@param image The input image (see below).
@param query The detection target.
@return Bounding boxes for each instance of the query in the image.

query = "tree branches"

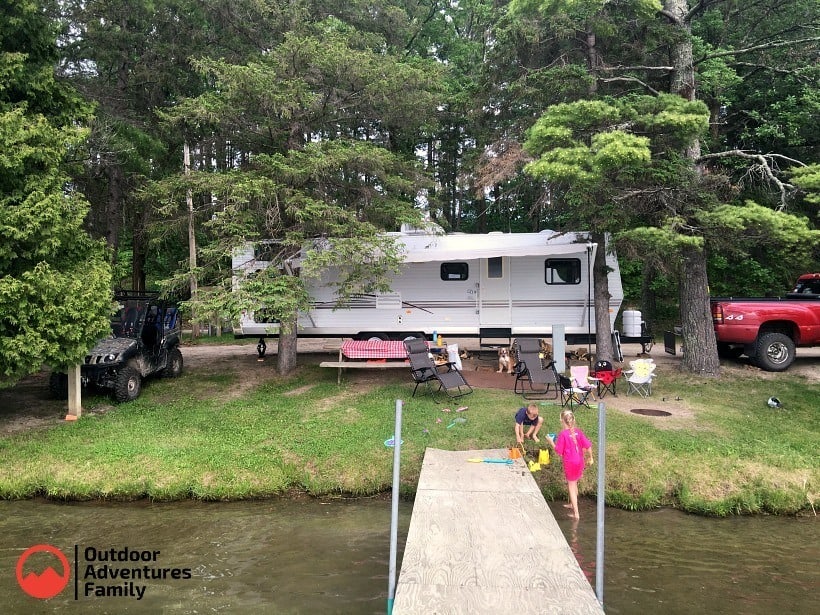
[698,150,805,210]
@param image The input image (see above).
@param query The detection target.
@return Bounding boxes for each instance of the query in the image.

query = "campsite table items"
[341,340,410,360]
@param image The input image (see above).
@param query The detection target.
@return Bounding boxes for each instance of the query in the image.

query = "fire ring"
[630,409,671,417]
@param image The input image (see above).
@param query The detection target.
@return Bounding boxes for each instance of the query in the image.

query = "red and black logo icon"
[16,544,70,599]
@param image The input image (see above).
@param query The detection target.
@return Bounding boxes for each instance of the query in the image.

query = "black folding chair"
[404,339,473,402]
[556,369,592,409]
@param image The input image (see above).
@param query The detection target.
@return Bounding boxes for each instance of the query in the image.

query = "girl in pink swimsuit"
[546,409,594,519]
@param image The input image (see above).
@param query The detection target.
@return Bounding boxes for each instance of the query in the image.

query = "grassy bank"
[0,355,816,516]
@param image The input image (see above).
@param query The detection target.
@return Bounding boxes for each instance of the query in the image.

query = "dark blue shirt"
[515,407,540,426]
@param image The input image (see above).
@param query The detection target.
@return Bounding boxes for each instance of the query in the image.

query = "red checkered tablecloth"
[341,340,410,359]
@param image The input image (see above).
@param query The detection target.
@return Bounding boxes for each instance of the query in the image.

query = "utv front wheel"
[114,367,142,402]
[49,372,68,399]
[164,347,183,377]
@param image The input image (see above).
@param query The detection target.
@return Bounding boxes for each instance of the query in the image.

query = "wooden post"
[66,364,82,420]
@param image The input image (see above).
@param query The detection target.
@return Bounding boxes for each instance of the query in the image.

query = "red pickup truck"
[711,273,820,371]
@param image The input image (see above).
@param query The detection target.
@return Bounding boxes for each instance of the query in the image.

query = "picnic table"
[319,340,412,384]
[340,340,409,359]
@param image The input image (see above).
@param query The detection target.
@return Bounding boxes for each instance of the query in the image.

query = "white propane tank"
[623,310,642,337]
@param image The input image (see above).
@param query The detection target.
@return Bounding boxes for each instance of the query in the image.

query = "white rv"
[232,229,623,344]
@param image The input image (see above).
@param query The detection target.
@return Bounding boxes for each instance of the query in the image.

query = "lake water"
[1,498,816,614]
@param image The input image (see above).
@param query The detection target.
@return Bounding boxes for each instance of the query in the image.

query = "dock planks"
[392,448,604,614]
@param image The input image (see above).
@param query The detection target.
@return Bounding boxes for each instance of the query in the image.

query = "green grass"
[0,360,817,516]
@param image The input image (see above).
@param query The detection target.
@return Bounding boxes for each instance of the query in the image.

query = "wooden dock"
[392,448,604,614]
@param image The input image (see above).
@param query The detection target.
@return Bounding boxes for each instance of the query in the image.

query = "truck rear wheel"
[114,367,142,402]
[754,332,795,372]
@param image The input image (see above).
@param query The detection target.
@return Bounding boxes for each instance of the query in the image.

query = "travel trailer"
[232,229,624,345]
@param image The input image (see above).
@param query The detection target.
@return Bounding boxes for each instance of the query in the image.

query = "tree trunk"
[276,314,299,375]
[640,263,657,330]
[665,0,716,374]
[679,245,720,376]
[184,141,199,339]
[131,212,147,292]
[585,28,598,96]
[104,165,123,255]
[592,233,614,363]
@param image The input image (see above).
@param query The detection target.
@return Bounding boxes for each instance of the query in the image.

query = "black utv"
[50,291,183,402]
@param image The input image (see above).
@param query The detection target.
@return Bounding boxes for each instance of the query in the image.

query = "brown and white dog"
[497,346,513,374]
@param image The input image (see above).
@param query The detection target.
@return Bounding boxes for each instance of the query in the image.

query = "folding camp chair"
[569,365,596,406]
[404,339,473,402]
[624,358,656,397]
[512,338,558,400]
[555,368,592,409]
[591,360,621,398]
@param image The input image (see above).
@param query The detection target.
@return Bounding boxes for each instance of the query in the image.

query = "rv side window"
[487,257,503,279]
[546,259,581,285]
[441,262,469,281]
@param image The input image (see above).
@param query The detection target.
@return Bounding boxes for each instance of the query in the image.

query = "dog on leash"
[497,346,513,374]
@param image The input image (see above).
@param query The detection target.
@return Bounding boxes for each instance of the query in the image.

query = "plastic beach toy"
[384,437,404,447]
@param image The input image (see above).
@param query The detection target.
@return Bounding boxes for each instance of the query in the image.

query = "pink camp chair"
[567,365,596,407]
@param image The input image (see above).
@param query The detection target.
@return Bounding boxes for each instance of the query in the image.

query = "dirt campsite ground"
[1,338,817,436]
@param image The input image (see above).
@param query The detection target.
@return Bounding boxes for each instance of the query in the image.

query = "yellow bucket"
[538,449,550,465]
[528,460,541,472]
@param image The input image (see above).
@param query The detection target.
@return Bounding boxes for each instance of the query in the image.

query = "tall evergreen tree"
[0,1,112,383]
[155,14,446,374]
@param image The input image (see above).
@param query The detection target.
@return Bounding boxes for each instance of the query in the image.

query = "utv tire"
[164,347,183,377]
[114,367,142,402]
[753,332,795,372]
[49,372,69,400]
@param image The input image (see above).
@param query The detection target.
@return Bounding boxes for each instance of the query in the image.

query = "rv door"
[479,256,511,326]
